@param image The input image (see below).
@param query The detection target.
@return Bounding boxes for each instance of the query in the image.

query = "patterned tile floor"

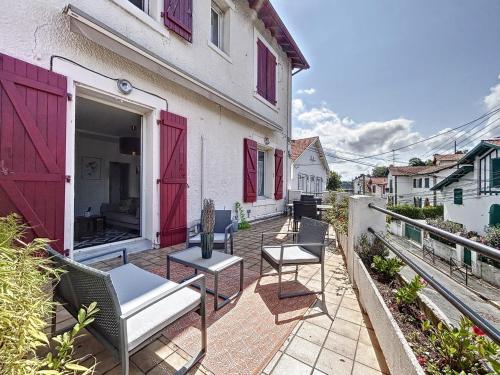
[55,216,389,375]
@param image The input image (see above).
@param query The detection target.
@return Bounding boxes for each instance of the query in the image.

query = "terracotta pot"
[200,232,214,259]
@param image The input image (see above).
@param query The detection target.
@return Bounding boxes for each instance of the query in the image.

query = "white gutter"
[64,5,282,132]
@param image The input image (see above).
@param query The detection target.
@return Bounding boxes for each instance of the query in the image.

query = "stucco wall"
[290,146,328,192]
[0,0,292,249]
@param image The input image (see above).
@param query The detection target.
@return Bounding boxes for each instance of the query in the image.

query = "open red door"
[0,53,67,253]
[159,110,187,247]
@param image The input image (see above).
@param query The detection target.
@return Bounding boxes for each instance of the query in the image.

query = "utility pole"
[454,140,457,154]
[392,149,395,165]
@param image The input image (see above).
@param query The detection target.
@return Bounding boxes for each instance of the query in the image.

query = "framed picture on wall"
[82,157,102,180]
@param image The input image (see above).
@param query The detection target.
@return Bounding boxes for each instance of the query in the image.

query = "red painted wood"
[257,39,267,98]
[159,110,187,247]
[243,138,257,203]
[266,50,277,105]
[164,0,193,42]
[274,149,283,200]
[0,53,67,253]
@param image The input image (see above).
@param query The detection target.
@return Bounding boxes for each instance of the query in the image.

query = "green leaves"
[371,255,404,280]
[395,276,426,305]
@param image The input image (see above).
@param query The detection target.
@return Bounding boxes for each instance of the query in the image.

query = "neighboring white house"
[0,0,309,256]
[387,157,459,206]
[368,177,388,198]
[352,174,370,195]
[432,139,500,235]
[289,137,329,194]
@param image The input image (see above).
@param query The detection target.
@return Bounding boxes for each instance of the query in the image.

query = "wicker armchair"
[47,247,206,375]
[187,209,234,254]
[260,217,329,300]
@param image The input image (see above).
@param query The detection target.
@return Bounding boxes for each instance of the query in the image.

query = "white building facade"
[0,0,309,256]
[289,137,329,194]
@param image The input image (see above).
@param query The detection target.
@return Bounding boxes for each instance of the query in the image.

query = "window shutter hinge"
[161,11,165,18]
[67,93,73,101]
[157,179,161,184]
[65,175,71,183]
[156,232,160,239]
[157,119,162,125]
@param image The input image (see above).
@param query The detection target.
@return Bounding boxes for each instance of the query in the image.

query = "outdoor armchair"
[187,209,234,254]
[47,247,206,375]
[260,217,329,300]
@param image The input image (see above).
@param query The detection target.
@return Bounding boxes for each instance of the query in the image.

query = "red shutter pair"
[164,0,193,42]
[243,139,283,202]
[256,39,277,105]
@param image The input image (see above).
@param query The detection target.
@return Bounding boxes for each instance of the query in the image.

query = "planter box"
[336,231,348,252]
[352,252,425,375]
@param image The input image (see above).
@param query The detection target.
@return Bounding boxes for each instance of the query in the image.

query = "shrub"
[395,276,426,305]
[324,193,348,235]
[427,218,464,234]
[388,204,425,220]
[234,202,250,230]
[355,233,387,267]
[422,205,443,219]
[371,255,404,280]
[484,225,500,250]
[0,214,96,374]
[421,317,500,374]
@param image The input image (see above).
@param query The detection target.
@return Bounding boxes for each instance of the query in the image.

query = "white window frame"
[208,0,233,61]
[210,2,223,49]
[257,149,266,197]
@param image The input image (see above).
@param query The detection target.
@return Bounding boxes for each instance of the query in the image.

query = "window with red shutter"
[274,149,283,200]
[256,39,277,105]
[164,0,193,42]
[243,138,257,203]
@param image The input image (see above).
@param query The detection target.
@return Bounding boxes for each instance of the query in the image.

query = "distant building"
[289,137,330,194]
[352,174,370,195]
[368,177,388,198]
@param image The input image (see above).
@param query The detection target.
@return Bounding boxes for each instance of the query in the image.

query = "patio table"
[167,247,244,311]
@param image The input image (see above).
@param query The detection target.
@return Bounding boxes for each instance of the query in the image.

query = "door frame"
[53,59,165,258]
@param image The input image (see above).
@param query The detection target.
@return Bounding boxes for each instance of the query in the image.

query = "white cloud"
[297,88,316,95]
[484,75,500,110]
[292,101,460,179]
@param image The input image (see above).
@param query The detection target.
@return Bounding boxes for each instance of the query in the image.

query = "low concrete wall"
[388,220,402,236]
[423,236,458,261]
[480,262,500,287]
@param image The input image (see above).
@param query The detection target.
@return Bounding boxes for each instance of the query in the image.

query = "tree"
[372,166,389,177]
[326,171,342,191]
[408,157,426,166]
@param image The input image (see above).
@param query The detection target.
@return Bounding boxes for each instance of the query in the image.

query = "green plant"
[235,202,250,230]
[326,170,342,191]
[0,214,96,374]
[355,233,387,266]
[371,255,404,280]
[387,204,425,220]
[395,276,426,305]
[422,205,444,219]
[427,218,464,234]
[484,225,500,250]
[421,317,500,374]
[324,194,348,235]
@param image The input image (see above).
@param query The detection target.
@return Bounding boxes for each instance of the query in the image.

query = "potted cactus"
[200,198,215,259]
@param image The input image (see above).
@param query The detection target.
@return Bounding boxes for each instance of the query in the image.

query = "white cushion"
[262,245,319,264]
[189,232,227,244]
[109,263,200,350]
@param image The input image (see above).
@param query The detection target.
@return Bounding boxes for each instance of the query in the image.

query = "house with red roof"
[289,137,330,194]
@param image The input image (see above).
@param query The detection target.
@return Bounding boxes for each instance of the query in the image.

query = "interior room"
[74,97,142,250]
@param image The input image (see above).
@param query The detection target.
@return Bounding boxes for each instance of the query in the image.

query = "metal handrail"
[368,228,500,345]
[369,203,500,262]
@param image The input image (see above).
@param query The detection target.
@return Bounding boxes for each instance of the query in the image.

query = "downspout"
[395,176,398,205]
[285,60,292,204]
[201,135,205,207]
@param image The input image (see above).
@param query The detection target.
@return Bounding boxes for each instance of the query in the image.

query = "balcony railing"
[368,203,500,345]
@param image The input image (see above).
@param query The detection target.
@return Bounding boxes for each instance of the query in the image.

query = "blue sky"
[272,0,500,178]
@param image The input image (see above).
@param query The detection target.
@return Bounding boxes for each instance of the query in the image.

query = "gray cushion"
[109,264,200,350]
[189,233,227,244]
[262,245,319,264]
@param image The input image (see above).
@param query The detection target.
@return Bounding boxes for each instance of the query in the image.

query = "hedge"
[387,204,444,221]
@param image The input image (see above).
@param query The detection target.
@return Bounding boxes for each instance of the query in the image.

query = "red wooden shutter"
[266,50,277,104]
[164,0,193,42]
[256,39,267,98]
[243,138,257,203]
[0,53,67,253]
[159,110,187,247]
[274,149,283,200]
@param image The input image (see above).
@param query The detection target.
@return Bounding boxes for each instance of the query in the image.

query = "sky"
[272,0,500,179]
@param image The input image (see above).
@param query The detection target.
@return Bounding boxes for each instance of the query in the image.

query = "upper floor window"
[424,178,429,188]
[413,179,417,188]
[210,3,223,48]
[164,0,193,42]
[256,39,277,105]
[454,188,463,205]
[491,158,500,188]
[129,0,147,11]
[418,178,423,188]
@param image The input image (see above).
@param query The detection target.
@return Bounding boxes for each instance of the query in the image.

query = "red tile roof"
[369,177,387,185]
[433,153,464,161]
[389,165,451,176]
[290,137,318,161]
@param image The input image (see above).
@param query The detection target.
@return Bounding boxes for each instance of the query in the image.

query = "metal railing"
[449,257,470,286]
[367,203,500,345]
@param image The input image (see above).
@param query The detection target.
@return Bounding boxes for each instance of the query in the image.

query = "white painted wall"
[290,145,328,193]
[0,0,293,251]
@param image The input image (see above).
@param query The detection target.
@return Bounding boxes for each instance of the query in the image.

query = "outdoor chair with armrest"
[47,247,206,375]
[187,209,234,254]
[291,201,318,231]
[260,217,329,301]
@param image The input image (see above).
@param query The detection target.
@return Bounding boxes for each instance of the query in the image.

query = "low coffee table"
[167,247,244,311]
